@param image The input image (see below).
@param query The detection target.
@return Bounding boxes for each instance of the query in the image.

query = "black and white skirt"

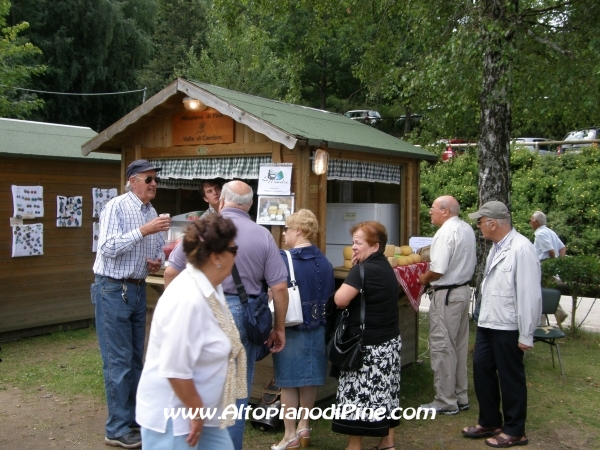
[332,335,402,437]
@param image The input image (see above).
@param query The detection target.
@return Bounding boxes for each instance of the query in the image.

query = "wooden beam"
[139,141,274,159]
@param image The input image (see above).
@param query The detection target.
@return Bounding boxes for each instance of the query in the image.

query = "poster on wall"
[93,222,99,252]
[256,163,293,196]
[92,188,118,217]
[57,196,83,227]
[12,223,43,257]
[12,185,44,218]
[256,195,295,226]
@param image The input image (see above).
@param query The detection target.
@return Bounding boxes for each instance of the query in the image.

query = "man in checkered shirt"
[92,159,171,449]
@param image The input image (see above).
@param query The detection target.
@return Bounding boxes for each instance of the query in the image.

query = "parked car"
[344,110,382,125]
[440,138,477,161]
[513,137,555,155]
[557,127,600,155]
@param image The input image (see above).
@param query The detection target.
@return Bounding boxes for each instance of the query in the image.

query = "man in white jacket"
[461,201,542,449]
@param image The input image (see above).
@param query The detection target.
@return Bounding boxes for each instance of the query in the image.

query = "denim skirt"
[272,326,327,387]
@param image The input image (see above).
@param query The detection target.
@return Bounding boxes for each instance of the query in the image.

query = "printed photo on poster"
[93,222,99,252]
[57,196,83,227]
[92,188,118,217]
[12,185,44,218]
[257,163,292,196]
[256,195,295,226]
[12,223,43,257]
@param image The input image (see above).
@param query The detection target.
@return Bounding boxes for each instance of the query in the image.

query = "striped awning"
[149,156,272,189]
[149,155,400,189]
[327,158,401,184]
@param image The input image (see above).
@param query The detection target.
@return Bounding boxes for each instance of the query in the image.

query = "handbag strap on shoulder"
[284,250,297,286]
[231,263,248,304]
[359,264,365,329]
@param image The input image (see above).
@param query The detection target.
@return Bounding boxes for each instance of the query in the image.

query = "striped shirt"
[93,192,164,279]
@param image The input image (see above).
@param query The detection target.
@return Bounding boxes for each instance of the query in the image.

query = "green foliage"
[0,0,45,117]
[422,147,600,257]
[541,255,600,332]
[10,0,157,131]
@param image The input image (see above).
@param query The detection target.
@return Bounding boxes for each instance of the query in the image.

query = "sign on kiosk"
[171,109,234,145]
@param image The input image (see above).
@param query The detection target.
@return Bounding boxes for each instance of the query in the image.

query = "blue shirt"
[93,191,163,279]
[281,245,335,331]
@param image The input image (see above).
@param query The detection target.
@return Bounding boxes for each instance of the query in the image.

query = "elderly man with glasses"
[92,159,172,448]
[461,201,542,449]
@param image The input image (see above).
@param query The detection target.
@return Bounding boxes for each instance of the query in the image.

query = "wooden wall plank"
[0,156,120,336]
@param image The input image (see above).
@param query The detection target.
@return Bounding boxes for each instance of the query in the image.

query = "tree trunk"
[474,0,514,288]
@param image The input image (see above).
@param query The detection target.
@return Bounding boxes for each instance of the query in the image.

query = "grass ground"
[0,314,598,449]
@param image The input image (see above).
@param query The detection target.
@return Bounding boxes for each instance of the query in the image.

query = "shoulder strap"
[284,250,297,287]
[359,264,365,328]
[231,263,248,304]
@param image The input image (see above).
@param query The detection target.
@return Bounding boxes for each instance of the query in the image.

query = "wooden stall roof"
[81,78,437,162]
[0,118,119,161]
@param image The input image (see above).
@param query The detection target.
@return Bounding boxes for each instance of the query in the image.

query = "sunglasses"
[225,245,238,255]
[136,176,161,184]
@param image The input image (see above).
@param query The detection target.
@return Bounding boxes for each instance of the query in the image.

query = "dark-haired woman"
[332,221,401,450]
[136,215,246,450]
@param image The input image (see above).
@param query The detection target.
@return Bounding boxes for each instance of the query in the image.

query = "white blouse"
[136,264,232,434]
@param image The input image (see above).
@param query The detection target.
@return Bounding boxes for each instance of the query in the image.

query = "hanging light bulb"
[183,97,207,111]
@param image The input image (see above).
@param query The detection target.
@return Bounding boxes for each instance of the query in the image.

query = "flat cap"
[468,201,511,220]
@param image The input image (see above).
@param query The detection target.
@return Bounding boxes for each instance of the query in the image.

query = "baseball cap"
[126,160,162,179]
[468,201,511,220]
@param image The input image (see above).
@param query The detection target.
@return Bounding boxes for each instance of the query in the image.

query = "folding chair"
[533,287,566,380]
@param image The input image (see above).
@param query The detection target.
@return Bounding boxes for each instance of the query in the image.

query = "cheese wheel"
[395,246,402,255]
[397,256,411,266]
[343,259,353,269]
[343,246,353,260]
[401,245,413,256]
[384,244,396,257]
[278,204,289,209]
[388,256,398,267]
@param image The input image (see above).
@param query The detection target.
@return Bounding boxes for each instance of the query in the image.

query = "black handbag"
[249,376,282,432]
[231,264,273,349]
[326,264,365,371]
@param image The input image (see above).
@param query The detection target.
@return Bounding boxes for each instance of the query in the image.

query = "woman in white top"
[136,215,246,450]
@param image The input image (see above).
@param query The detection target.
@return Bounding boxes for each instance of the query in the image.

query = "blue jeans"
[141,420,234,450]
[225,294,258,450]
[92,275,146,439]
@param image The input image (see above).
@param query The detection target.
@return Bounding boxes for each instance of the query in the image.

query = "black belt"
[432,282,469,305]
[104,276,145,285]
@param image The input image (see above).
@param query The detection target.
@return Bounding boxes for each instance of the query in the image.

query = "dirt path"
[0,387,107,449]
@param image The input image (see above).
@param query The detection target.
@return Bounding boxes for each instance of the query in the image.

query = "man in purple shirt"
[164,180,288,450]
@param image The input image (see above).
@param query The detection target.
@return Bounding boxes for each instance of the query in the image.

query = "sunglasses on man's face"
[136,176,161,184]
[226,245,238,256]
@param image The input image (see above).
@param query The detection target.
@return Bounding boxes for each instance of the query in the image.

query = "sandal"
[462,424,502,438]
[367,446,395,450]
[296,428,311,448]
[485,434,528,448]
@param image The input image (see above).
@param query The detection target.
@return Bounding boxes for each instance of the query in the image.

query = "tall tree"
[136,0,210,97]
[0,0,44,117]
[10,0,157,131]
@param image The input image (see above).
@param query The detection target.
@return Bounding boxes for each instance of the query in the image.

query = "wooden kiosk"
[82,78,437,402]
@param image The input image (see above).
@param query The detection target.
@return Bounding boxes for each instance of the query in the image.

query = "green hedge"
[420,146,600,255]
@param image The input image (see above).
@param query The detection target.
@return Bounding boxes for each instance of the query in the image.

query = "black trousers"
[473,327,527,437]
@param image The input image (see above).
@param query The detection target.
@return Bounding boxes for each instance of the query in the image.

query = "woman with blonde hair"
[136,215,246,449]
[271,209,335,450]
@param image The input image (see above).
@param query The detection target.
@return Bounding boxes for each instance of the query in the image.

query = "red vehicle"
[440,138,476,161]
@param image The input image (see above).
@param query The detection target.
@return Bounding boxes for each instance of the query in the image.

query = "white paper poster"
[12,185,44,218]
[57,196,83,227]
[92,188,118,218]
[12,223,44,257]
[93,222,99,252]
[256,163,292,195]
